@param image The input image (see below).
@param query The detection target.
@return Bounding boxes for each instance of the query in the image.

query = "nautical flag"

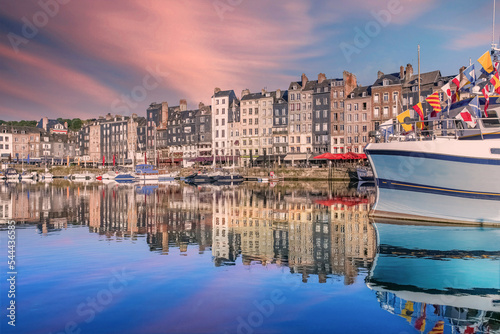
[397,109,412,132]
[456,110,477,128]
[102,155,105,166]
[464,64,476,85]
[491,71,500,94]
[451,73,468,89]
[469,96,481,118]
[441,82,452,101]
[482,85,490,117]
[412,102,424,120]
[452,90,460,103]
[425,92,442,117]
[495,61,500,73]
[113,154,115,166]
[478,50,495,74]
[428,321,444,334]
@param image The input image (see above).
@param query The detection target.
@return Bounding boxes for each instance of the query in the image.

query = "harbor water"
[0,181,498,334]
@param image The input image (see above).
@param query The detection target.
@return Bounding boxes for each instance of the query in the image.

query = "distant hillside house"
[37,117,68,134]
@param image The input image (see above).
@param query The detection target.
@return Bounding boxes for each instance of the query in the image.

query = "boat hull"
[366,138,500,224]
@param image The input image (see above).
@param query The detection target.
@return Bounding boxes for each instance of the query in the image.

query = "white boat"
[367,222,500,333]
[135,164,159,182]
[69,172,96,181]
[366,104,500,225]
[19,171,37,180]
[158,171,179,182]
[5,168,19,180]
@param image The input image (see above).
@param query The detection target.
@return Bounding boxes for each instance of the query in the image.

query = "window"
[383,79,389,86]
[374,107,380,117]
[392,105,398,116]
[323,123,327,131]
[347,104,352,111]
[383,93,389,102]
[354,103,359,111]
[374,94,379,103]
[323,110,327,118]
[393,92,398,101]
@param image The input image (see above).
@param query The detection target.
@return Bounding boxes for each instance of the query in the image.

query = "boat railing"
[373,116,500,143]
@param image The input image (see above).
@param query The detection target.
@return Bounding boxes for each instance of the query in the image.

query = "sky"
[0,0,498,121]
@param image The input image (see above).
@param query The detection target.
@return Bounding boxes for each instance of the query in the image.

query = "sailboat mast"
[493,0,496,48]
[418,45,422,116]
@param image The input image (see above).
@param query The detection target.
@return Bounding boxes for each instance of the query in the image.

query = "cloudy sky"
[0,0,497,121]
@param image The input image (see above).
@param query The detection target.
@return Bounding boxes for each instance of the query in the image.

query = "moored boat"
[135,164,159,182]
[366,106,500,225]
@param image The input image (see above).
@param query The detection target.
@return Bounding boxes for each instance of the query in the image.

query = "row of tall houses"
[3,64,457,166]
[134,65,454,166]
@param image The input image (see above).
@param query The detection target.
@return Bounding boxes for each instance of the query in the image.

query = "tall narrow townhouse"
[211,88,237,159]
[345,86,372,154]
[272,89,288,160]
[312,73,332,155]
[330,71,357,154]
[239,90,262,166]
[259,89,274,162]
[228,98,240,164]
[371,71,402,131]
[287,74,313,164]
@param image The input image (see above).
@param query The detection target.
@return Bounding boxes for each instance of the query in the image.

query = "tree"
[70,118,82,131]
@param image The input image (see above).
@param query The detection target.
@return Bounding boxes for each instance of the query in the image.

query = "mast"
[493,0,497,48]
[418,45,421,105]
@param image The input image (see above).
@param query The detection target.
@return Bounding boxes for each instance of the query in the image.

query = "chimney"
[318,73,326,84]
[180,99,187,111]
[261,88,266,95]
[198,102,205,109]
[241,89,250,98]
[106,113,112,121]
[377,71,384,79]
[132,113,137,119]
[42,117,48,130]
[161,102,169,125]
[400,66,404,79]
[301,73,308,88]
[214,87,221,94]
[405,64,413,81]
[276,89,281,99]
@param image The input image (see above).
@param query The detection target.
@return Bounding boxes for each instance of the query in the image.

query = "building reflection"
[0,181,377,285]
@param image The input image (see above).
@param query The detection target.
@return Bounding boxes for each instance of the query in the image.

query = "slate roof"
[240,92,262,101]
[347,86,372,99]
[37,118,66,130]
[372,73,402,87]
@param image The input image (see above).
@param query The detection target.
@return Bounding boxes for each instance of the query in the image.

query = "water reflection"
[0,181,376,286]
[1,181,499,333]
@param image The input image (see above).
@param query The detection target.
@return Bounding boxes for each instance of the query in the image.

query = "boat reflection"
[367,221,500,334]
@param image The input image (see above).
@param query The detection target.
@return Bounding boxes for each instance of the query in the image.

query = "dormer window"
[350,93,354,98]
[362,92,367,97]
[383,79,389,86]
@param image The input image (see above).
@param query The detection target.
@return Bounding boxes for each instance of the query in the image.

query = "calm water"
[0,181,498,334]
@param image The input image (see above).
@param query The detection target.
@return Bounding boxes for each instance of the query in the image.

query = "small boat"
[356,166,374,182]
[70,172,96,181]
[158,170,179,182]
[19,170,37,180]
[185,171,215,184]
[135,164,159,182]
[5,168,19,180]
[211,170,244,184]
